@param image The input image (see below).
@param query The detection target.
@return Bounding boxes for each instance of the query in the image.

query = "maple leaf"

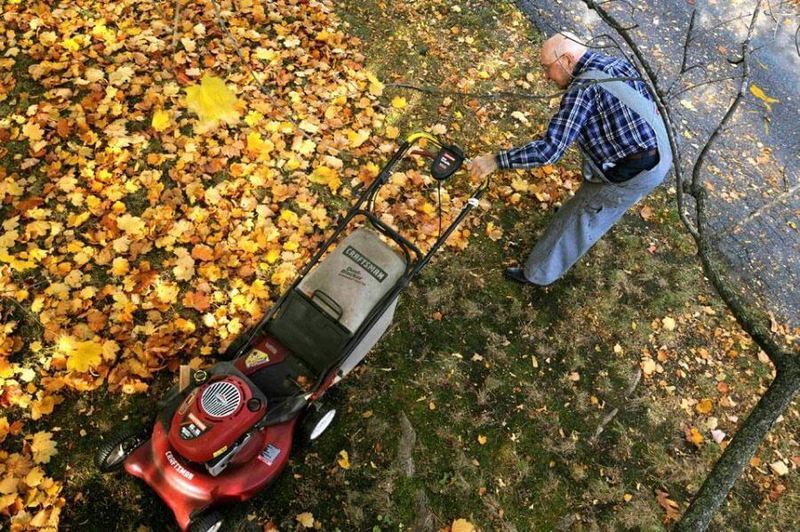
[347,128,371,148]
[695,398,714,415]
[30,432,58,464]
[109,65,135,86]
[22,122,44,142]
[296,512,315,528]
[152,110,171,132]
[62,338,104,373]
[111,257,130,276]
[173,248,196,281]
[686,426,704,448]
[366,72,384,96]
[246,131,274,160]
[185,74,241,132]
[391,96,407,109]
[309,166,342,193]
[451,519,477,532]
[655,489,681,523]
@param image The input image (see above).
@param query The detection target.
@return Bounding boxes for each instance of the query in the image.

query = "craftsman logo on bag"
[343,246,387,282]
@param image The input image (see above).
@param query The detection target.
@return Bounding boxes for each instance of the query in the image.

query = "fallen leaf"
[296,512,314,528]
[750,83,779,111]
[655,489,681,523]
[185,73,240,132]
[770,460,789,476]
[695,398,713,415]
[30,432,58,464]
[152,110,171,132]
[451,518,476,532]
[337,450,351,469]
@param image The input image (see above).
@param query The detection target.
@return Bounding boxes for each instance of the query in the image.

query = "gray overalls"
[522,69,673,285]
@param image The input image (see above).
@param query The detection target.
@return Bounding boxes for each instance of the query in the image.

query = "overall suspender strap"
[575,69,661,133]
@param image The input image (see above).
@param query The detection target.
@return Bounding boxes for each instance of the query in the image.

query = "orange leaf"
[183,291,211,312]
[191,244,215,262]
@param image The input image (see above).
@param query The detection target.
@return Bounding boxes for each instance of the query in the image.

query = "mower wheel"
[190,510,225,532]
[95,428,146,473]
[300,405,337,444]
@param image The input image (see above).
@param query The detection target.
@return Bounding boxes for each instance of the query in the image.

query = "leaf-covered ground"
[0,0,797,530]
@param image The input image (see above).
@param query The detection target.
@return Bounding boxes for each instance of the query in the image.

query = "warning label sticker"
[258,444,281,466]
[245,348,271,368]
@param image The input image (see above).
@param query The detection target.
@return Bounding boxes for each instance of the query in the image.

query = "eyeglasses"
[542,53,565,69]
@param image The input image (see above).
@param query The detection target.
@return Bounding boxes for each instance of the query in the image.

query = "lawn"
[1,1,797,531]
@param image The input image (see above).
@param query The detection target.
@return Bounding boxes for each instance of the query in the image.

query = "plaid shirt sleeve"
[496,86,593,170]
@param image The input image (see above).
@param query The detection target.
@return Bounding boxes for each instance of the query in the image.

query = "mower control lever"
[431,144,465,181]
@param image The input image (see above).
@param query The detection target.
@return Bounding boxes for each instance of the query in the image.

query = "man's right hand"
[469,153,498,180]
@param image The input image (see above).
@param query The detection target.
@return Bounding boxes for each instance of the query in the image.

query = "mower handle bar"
[226,132,489,360]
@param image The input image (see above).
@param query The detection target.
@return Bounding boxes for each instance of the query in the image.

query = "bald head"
[540,32,588,89]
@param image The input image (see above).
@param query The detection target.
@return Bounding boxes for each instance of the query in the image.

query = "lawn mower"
[95,132,489,531]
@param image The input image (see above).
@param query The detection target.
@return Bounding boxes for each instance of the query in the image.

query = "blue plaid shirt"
[496,51,657,170]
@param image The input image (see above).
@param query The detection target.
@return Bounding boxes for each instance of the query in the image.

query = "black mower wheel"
[190,510,225,532]
[299,404,337,444]
[95,428,146,473]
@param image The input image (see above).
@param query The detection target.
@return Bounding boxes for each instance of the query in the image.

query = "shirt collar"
[571,50,596,78]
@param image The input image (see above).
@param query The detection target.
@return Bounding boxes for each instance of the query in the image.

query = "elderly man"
[469,32,672,285]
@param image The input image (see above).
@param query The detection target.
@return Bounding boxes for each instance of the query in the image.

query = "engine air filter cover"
[200,380,242,418]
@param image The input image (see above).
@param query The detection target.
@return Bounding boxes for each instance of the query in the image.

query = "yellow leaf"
[367,72,384,96]
[116,214,147,239]
[31,432,58,464]
[0,476,18,495]
[24,467,45,488]
[477,434,488,445]
[296,512,315,528]
[347,128,371,148]
[246,131,274,160]
[696,398,714,415]
[63,339,103,373]
[309,166,342,193]
[662,316,676,331]
[451,518,476,532]
[750,83,779,111]
[22,122,44,142]
[686,426,704,448]
[61,37,81,52]
[173,248,196,281]
[185,73,241,131]
[391,96,407,109]
[111,257,130,276]
[152,110,171,132]
[385,125,400,139]
[31,395,55,420]
[337,450,351,469]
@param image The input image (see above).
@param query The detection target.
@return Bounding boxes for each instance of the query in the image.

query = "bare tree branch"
[666,9,696,96]
[668,74,740,100]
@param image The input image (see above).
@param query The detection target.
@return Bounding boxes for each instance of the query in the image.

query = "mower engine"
[168,375,267,476]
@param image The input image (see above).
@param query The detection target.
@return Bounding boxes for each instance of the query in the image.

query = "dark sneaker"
[503,267,535,285]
